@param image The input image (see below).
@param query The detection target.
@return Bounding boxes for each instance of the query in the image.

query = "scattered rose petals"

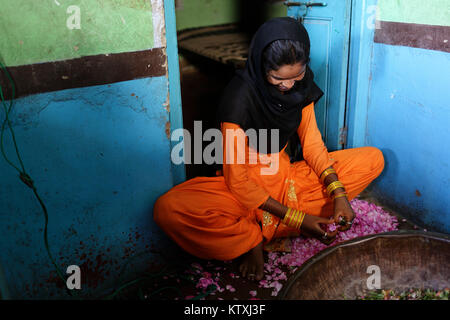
[186,199,399,299]
[259,199,399,296]
[328,223,338,232]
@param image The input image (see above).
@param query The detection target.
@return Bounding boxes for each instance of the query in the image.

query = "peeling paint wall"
[0,0,179,298]
[151,0,166,48]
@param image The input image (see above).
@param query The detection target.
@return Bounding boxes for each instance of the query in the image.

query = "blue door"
[286,1,352,151]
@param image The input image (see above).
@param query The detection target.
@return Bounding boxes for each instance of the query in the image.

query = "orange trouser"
[153,147,384,260]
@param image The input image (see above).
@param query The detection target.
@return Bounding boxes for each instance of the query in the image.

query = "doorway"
[174,0,354,179]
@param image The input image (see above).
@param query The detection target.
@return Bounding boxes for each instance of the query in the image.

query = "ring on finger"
[322,232,328,240]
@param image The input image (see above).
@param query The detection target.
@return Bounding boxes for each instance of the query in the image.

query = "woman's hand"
[333,196,356,231]
[300,214,338,245]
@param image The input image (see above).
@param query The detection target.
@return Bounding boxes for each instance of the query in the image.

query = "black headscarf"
[217,17,323,154]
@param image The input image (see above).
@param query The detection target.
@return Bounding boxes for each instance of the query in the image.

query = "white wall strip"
[151,0,166,48]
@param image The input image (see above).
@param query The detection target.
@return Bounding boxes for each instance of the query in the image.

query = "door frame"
[345,0,378,149]
[287,0,352,151]
[287,0,379,150]
[164,0,186,185]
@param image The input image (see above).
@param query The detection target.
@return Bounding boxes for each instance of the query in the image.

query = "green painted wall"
[378,0,450,26]
[175,0,239,30]
[0,0,155,67]
[175,0,286,30]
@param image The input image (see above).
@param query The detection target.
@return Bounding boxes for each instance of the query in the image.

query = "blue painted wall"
[290,0,449,234]
[0,77,175,298]
[365,44,450,233]
[344,1,450,234]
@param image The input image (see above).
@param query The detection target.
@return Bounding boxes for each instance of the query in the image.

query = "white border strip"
[151,0,166,48]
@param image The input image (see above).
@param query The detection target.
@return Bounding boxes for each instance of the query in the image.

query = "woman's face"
[266,62,306,92]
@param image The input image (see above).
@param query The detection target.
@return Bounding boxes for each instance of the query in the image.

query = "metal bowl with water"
[278,230,450,300]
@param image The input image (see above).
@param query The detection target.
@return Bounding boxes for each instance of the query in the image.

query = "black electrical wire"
[0,60,75,298]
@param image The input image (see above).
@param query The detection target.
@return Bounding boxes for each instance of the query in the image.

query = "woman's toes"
[240,265,247,278]
[256,268,264,281]
[248,266,256,280]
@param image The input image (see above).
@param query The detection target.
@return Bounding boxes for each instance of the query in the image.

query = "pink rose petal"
[226,285,236,292]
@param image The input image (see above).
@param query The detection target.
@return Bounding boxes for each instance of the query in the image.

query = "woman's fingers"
[334,212,350,231]
[313,218,338,244]
[334,212,345,225]
[338,222,349,232]
[317,216,335,225]
[340,211,356,231]
[321,229,338,244]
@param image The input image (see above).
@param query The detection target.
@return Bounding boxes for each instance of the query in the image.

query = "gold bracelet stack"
[282,208,306,230]
[326,180,345,196]
[319,168,337,183]
[320,167,347,200]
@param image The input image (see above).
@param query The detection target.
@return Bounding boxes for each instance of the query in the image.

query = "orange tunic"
[153,102,384,260]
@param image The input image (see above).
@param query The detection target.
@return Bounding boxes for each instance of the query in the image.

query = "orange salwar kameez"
[153,102,384,261]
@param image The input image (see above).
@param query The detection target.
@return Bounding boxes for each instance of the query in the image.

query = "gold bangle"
[296,211,306,230]
[300,211,306,228]
[332,192,348,201]
[326,180,343,193]
[291,210,300,228]
[282,207,292,224]
[283,208,297,227]
[282,208,305,230]
[320,168,336,183]
[326,181,345,196]
[282,208,292,226]
[290,209,300,229]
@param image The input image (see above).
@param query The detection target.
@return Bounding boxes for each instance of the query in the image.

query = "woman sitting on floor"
[154,17,384,281]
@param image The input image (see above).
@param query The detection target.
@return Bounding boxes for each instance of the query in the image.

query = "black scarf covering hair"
[217,17,323,154]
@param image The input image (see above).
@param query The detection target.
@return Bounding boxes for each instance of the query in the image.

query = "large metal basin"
[278,230,450,300]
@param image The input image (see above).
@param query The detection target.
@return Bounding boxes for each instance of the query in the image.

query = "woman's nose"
[282,80,295,88]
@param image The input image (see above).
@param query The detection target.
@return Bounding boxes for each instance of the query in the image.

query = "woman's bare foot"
[238,241,264,281]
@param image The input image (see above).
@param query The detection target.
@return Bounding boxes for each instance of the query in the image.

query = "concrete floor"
[115,190,421,301]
